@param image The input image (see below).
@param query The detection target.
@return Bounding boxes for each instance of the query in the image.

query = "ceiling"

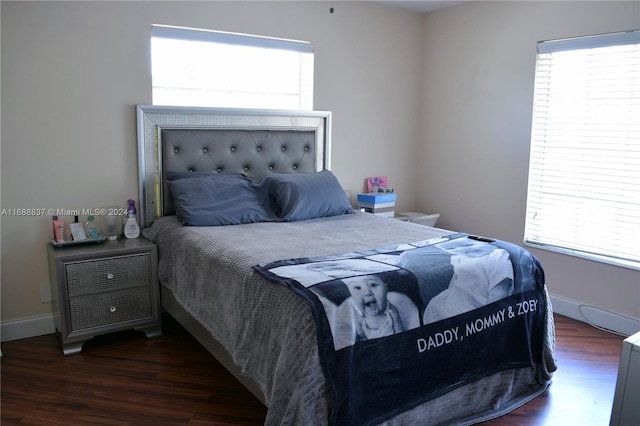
[372,1,471,14]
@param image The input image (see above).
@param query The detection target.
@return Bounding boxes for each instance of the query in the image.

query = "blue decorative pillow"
[166,170,220,181]
[168,173,276,226]
[267,170,354,222]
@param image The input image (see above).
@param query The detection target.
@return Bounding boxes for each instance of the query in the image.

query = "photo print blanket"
[254,233,548,426]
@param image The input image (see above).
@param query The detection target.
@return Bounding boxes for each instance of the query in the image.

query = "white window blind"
[151,25,314,110]
[525,30,640,270]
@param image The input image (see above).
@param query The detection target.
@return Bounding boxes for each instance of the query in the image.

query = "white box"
[610,330,640,425]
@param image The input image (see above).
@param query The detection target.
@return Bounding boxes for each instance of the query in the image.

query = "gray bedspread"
[143,212,557,425]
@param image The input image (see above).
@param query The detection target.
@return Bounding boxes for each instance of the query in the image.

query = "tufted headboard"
[136,105,332,228]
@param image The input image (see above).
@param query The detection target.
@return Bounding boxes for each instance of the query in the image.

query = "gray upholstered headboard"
[136,105,332,228]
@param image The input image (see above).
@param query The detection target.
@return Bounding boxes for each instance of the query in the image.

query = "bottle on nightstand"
[85,215,99,239]
[123,199,140,239]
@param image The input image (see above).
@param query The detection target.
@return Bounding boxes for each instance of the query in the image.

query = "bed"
[136,105,557,426]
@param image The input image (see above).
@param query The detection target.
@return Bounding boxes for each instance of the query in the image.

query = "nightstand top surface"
[48,237,156,259]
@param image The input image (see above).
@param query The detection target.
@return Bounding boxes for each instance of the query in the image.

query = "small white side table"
[397,212,440,227]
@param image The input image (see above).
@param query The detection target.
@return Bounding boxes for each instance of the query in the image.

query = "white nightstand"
[396,212,440,227]
[47,237,162,355]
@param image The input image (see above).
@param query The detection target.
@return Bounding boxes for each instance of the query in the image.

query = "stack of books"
[356,193,397,218]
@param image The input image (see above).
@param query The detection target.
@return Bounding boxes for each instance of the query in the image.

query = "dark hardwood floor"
[1,314,625,425]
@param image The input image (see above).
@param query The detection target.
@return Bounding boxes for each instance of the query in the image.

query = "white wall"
[419,1,640,333]
[1,1,424,331]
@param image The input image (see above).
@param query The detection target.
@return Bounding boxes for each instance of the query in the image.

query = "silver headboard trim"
[136,105,332,228]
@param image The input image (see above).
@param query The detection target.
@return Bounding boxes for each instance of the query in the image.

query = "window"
[525,30,640,270]
[151,25,314,110]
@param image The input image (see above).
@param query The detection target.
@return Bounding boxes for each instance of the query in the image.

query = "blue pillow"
[168,173,276,226]
[166,170,221,181]
[267,170,354,222]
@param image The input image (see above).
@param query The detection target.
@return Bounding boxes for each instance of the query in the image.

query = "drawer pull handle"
[106,273,114,280]
[109,306,117,313]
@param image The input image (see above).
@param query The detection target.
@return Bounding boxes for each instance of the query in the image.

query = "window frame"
[524,29,640,271]
[151,24,314,110]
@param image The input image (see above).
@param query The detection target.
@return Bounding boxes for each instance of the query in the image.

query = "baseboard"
[1,314,55,342]
[2,296,639,342]
[550,294,640,337]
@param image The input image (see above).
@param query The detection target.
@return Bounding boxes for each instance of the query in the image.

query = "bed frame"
[136,106,556,425]
[136,105,333,404]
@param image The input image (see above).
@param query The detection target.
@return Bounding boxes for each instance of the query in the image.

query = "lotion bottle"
[123,199,140,239]
[85,215,99,239]
[52,215,65,243]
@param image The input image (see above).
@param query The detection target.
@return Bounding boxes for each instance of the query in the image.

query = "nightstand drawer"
[69,287,152,331]
[66,254,150,297]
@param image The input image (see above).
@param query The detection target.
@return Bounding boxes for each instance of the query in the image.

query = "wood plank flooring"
[1,314,626,425]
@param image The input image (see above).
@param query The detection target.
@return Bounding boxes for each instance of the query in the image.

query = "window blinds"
[151,25,314,110]
[525,30,640,269]
[152,25,314,53]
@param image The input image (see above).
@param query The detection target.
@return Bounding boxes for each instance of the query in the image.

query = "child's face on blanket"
[343,276,388,316]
